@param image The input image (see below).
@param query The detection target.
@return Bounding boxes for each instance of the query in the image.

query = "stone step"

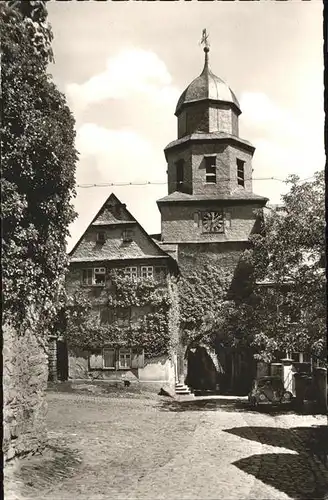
[175,383,192,395]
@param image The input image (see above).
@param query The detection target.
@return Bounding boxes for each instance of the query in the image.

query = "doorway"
[57,339,68,381]
[185,346,218,392]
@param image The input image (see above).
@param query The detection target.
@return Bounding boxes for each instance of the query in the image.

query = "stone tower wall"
[160,202,262,243]
[166,142,253,198]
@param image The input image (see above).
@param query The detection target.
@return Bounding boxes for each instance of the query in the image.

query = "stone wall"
[3,322,48,462]
[160,202,262,244]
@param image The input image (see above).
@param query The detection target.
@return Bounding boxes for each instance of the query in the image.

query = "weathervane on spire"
[200,29,210,51]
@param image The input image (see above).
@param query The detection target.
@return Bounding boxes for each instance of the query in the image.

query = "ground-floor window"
[92,347,144,370]
[119,348,132,369]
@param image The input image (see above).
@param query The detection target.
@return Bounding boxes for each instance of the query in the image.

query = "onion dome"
[175,47,240,116]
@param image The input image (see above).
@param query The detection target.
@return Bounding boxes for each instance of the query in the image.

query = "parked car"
[248,376,293,407]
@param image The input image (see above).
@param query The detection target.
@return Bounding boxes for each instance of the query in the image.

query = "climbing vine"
[178,253,256,350]
[62,270,179,359]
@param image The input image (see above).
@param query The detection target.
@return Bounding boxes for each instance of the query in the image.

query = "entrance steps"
[175,382,192,396]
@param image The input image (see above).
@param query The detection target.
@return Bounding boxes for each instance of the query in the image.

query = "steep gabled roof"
[69,193,175,265]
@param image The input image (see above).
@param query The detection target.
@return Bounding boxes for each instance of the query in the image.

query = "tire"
[283,391,293,402]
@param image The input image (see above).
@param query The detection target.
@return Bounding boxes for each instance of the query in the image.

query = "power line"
[76,176,314,189]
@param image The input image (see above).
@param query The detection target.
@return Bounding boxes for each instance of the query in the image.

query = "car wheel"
[250,397,257,408]
[283,391,293,402]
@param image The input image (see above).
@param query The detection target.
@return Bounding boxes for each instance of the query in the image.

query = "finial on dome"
[200,29,210,70]
[200,28,210,49]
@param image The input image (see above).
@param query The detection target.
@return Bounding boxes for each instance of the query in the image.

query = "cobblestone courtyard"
[5,386,328,500]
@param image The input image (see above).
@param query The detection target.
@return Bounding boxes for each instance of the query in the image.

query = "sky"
[47,0,324,252]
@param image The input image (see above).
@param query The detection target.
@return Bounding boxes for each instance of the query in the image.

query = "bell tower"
[157,35,267,244]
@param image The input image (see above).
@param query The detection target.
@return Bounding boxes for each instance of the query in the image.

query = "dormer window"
[237,159,245,187]
[96,231,106,243]
[205,156,216,183]
[176,159,184,191]
[122,229,133,243]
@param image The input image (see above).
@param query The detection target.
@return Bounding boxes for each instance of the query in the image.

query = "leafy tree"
[178,172,325,365]
[232,171,326,362]
[1,1,77,332]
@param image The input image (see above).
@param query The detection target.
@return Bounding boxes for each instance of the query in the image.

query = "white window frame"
[81,267,106,286]
[102,347,115,369]
[141,266,153,278]
[124,266,138,279]
[82,268,93,285]
[237,159,245,187]
[118,348,132,369]
[205,156,216,184]
[94,267,106,285]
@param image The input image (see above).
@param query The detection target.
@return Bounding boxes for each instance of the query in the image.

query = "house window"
[122,229,133,243]
[94,267,106,285]
[124,267,138,279]
[103,348,115,369]
[119,348,132,369]
[141,266,153,278]
[154,266,167,281]
[82,268,93,285]
[96,231,106,243]
[237,159,245,187]
[82,267,106,286]
[90,347,145,371]
[176,159,184,191]
[205,156,216,184]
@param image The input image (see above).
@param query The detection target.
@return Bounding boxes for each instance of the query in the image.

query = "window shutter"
[103,348,115,368]
[89,353,103,369]
[131,348,144,369]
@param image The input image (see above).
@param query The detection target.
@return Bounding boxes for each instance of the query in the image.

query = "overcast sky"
[47,1,324,252]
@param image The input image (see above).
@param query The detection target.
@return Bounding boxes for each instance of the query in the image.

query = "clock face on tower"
[202,211,224,233]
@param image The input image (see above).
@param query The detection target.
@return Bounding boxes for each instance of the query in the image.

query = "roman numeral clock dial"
[202,211,224,233]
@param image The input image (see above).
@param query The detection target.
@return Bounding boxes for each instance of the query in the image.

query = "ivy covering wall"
[62,270,179,359]
[178,249,255,351]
